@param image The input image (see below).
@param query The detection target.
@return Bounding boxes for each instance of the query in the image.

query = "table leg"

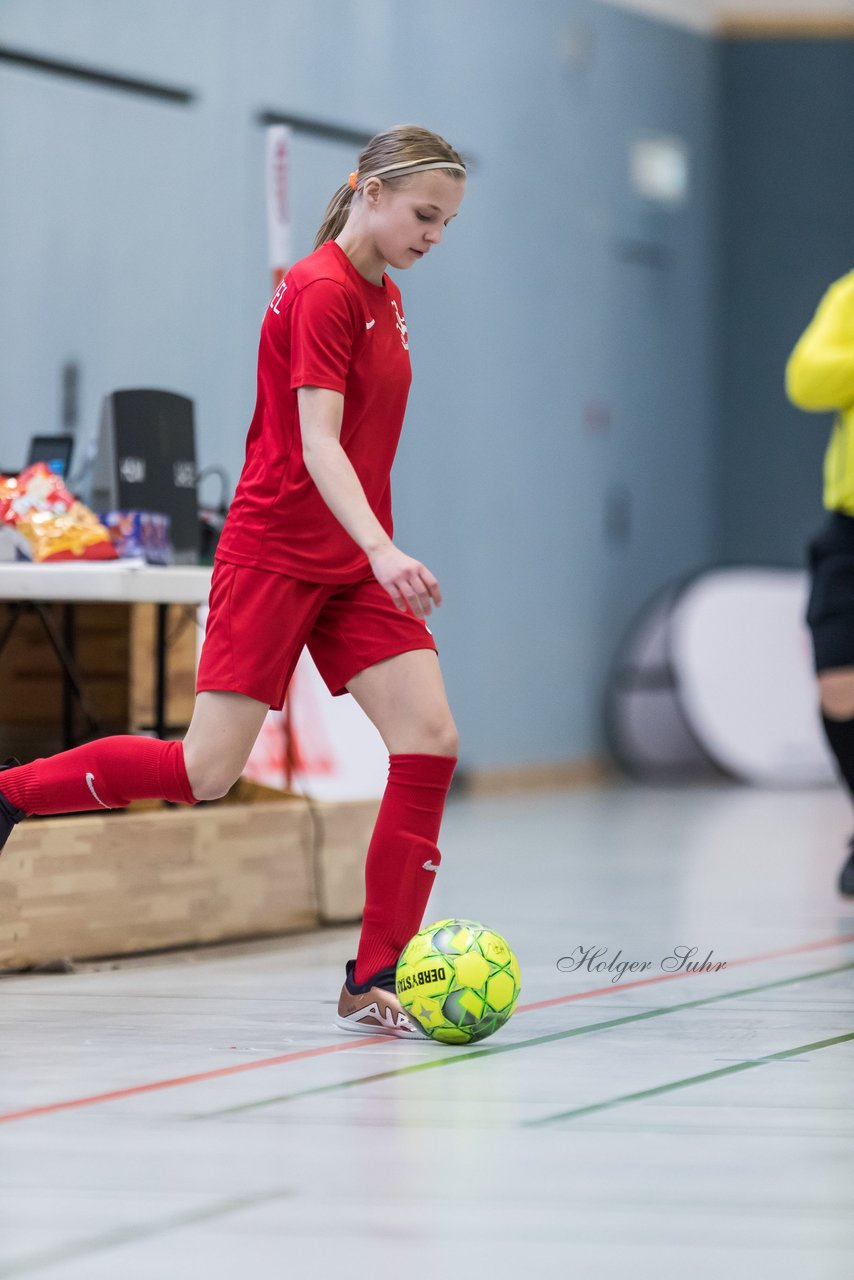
[62,603,75,747]
[155,603,168,739]
[30,602,100,747]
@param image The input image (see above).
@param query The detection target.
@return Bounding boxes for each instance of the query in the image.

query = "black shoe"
[840,840,854,896]
[0,757,25,857]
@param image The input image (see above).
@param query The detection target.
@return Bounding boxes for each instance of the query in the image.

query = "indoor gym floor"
[1,780,853,1279]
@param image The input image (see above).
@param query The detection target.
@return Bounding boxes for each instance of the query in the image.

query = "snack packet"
[100,510,172,564]
[0,463,117,562]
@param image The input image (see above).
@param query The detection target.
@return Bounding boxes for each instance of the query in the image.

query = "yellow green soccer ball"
[396,919,521,1044]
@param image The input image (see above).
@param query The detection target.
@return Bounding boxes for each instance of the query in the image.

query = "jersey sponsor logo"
[365,318,375,330]
[85,772,110,809]
[390,299,409,350]
[270,280,288,315]
[422,859,440,873]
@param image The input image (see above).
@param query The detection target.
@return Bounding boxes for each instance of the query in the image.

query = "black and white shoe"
[839,838,854,897]
[0,758,24,858]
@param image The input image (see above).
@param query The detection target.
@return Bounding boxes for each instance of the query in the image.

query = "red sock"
[354,752,456,984]
[0,736,196,816]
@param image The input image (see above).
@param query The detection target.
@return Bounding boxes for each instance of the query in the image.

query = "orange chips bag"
[0,464,118,562]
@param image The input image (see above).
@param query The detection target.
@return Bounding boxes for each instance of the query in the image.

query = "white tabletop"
[0,559,213,604]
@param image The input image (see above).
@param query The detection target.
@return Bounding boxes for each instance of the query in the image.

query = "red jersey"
[216,240,412,582]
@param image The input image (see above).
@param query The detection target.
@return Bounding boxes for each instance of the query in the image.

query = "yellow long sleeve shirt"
[786,269,854,515]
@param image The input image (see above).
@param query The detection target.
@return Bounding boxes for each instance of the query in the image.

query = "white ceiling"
[599,0,854,34]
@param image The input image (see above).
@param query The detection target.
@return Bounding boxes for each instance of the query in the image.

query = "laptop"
[26,434,75,479]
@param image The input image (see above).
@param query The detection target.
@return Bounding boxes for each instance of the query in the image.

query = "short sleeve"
[786,271,854,411]
[289,278,357,393]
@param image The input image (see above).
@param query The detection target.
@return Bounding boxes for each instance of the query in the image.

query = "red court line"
[2,930,853,1126]
[0,1036,388,1126]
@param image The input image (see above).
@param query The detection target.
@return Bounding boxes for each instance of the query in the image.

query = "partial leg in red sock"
[0,736,196,817]
[354,752,456,983]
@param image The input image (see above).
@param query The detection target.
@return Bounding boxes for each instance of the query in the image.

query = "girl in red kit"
[0,125,467,1038]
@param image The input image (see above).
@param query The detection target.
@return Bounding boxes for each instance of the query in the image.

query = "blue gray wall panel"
[0,1,723,768]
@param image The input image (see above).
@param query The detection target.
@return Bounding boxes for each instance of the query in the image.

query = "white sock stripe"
[85,772,111,810]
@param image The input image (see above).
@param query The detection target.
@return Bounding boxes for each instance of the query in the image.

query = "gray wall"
[718,38,854,568]
[0,0,721,770]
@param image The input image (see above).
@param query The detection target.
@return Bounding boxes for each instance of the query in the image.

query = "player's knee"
[441,721,461,758]
[182,750,242,803]
[418,715,459,759]
[818,669,854,720]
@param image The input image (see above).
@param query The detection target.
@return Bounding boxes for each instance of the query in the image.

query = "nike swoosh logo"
[422,860,440,873]
[365,319,375,329]
[85,772,110,809]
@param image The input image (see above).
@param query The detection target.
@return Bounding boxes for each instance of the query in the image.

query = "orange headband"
[348,171,358,191]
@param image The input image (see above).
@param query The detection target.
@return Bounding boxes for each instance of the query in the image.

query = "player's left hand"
[369,544,442,618]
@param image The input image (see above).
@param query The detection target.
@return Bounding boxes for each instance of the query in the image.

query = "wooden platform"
[0,782,377,970]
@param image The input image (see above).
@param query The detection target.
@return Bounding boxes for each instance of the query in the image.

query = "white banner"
[265,125,293,282]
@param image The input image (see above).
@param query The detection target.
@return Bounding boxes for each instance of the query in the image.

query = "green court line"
[0,1188,293,1279]
[196,959,854,1119]
[525,1029,854,1127]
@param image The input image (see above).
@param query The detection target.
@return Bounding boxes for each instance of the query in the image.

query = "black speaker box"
[92,390,199,563]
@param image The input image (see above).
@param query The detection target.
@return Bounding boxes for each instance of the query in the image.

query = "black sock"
[821,713,854,801]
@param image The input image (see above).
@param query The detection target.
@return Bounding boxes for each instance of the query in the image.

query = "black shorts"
[806,511,854,672]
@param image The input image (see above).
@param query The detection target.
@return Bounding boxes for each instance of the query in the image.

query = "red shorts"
[196,559,438,708]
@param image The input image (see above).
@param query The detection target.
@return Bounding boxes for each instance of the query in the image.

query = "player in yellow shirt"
[786,269,854,894]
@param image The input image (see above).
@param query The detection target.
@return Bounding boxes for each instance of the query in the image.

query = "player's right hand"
[369,544,442,618]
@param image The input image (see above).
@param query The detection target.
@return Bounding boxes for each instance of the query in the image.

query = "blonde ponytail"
[313,182,356,251]
[314,124,465,251]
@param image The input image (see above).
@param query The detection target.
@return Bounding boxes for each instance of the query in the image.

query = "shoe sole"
[334,1013,429,1040]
